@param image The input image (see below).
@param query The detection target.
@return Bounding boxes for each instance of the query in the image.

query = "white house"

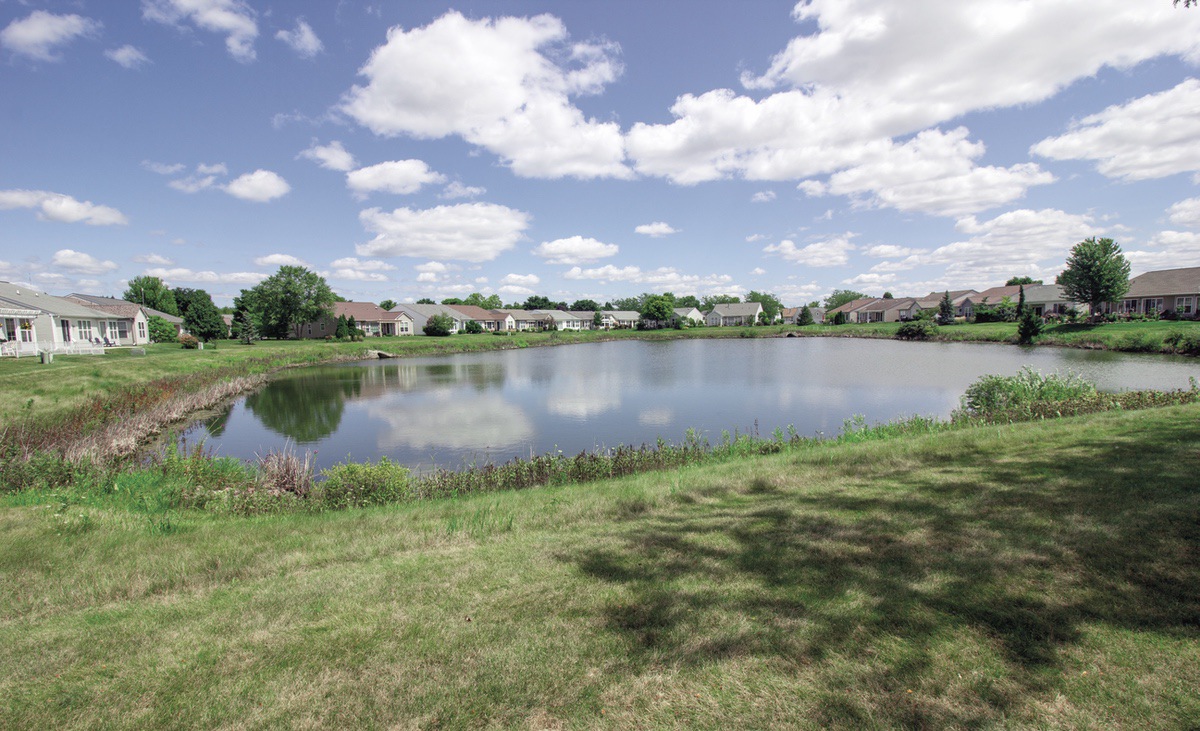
[705,302,763,327]
[0,282,114,356]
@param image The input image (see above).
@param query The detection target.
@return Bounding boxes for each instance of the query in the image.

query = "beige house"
[0,282,113,355]
[705,302,763,327]
[1021,284,1084,318]
[301,302,415,338]
[598,310,640,329]
[825,298,876,322]
[496,309,552,331]
[447,305,514,331]
[1121,266,1200,318]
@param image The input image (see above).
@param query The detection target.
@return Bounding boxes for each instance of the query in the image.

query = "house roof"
[66,293,183,323]
[1127,266,1200,297]
[0,282,116,319]
[673,307,702,318]
[707,302,763,317]
[65,299,143,319]
[826,298,877,315]
[495,308,551,321]
[969,285,1024,303]
[567,311,600,320]
[1020,284,1076,303]
[334,301,409,322]
[780,307,799,318]
[534,309,582,322]
[883,297,921,311]
[446,304,508,321]
[393,303,466,321]
[601,310,640,320]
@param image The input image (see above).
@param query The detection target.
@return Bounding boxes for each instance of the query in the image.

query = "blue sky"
[2,0,1199,307]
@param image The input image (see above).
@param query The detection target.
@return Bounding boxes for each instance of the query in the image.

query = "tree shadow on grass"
[564,416,1200,726]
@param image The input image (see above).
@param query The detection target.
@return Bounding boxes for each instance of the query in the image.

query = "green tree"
[610,296,642,311]
[440,297,464,305]
[335,314,350,339]
[124,276,178,316]
[464,292,503,309]
[798,306,814,326]
[416,298,436,305]
[832,311,848,325]
[522,295,554,310]
[593,311,603,328]
[245,266,337,339]
[1018,309,1044,345]
[379,299,397,311]
[1005,276,1041,286]
[1017,284,1026,318]
[639,294,673,327]
[824,289,866,310]
[570,299,601,311]
[182,292,227,341]
[744,291,783,322]
[1056,237,1131,319]
[938,291,956,325]
[463,320,484,334]
[700,294,740,311]
[347,315,361,339]
[675,294,701,309]
[882,291,894,299]
[147,315,176,343]
[171,287,204,318]
[234,309,258,344]
[423,313,454,336]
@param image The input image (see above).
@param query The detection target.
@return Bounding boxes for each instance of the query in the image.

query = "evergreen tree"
[1018,309,1044,344]
[798,306,814,325]
[1016,284,1026,318]
[379,299,397,311]
[335,314,350,339]
[938,291,956,325]
[235,309,258,344]
[347,315,360,339]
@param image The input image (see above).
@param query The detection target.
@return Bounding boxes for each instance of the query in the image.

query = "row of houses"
[825,267,1200,324]
[0,282,184,357]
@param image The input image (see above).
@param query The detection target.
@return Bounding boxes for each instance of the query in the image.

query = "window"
[118,321,129,339]
[1144,298,1163,314]
[78,320,93,340]
[1176,296,1194,315]
[137,320,147,340]
[108,322,119,340]
[1121,299,1139,313]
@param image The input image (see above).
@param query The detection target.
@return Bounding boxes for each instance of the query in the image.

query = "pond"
[183,338,1200,472]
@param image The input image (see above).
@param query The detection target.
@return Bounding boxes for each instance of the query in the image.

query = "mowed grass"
[2,404,1198,729]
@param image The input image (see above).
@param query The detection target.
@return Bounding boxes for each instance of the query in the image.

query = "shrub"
[464,320,484,334]
[147,315,176,343]
[1116,331,1158,353]
[314,458,411,510]
[1017,310,1044,344]
[178,334,200,349]
[832,311,847,325]
[959,367,1097,416]
[423,314,455,336]
[1163,329,1200,355]
[256,448,314,497]
[895,320,937,340]
[797,306,814,326]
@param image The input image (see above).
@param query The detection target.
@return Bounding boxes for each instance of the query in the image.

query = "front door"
[61,319,71,342]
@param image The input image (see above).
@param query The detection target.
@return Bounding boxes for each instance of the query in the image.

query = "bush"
[1017,310,1044,344]
[1116,331,1158,353]
[959,367,1097,415]
[464,320,484,334]
[423,314,455,336]
[314,458,411,510]
[895,320,937,340]
[832,311,847,325]
[1163,329,1200,356]
[147,315,176,343]
[178,334,200,349]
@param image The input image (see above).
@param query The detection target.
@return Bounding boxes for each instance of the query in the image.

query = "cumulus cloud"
[802,127,1055,217]
[634,222,679,237]
[563,264,735,292]
[328,267,389,282]
[143,267,266,285]
[1032,79,1200,181]
[532,235,619,265]
[276,18,322,58]
[168,163,228,193]
[224,170,290,202]
[1125,230,1200,271]
[298,140,356,172]
[626,0,1200,202]
[865,244,920,258]
[0,189,128,226]
[763,234,856,267]
[346,160,446,196]
[751,191,776,203]
[416,272,440,283]
[357,202,531,262]
[143,0,259,62]
[340,11,630,179]
[330,257,396,272]
[106,45,150,68]
[142,160,186,175]
[415,261,450,274]
[501,273,540,287]
[51,249,118,275]
[254,253,308,267]
[133,253,174,265]
[751,267,766,275]
[1167,197,1200,229]
[440,181,487,199]
[1,11,100,62]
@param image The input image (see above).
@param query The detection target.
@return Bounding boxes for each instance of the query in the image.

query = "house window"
[118,321,129,339]
[108,322,119,340]
[137,321,147,340]
[1122,299,1139,313]
[78,320,93,341]
[1176,296,1194,315]
[1144,298,1164,314]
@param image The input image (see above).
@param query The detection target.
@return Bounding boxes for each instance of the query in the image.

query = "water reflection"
[187,339,1200,472]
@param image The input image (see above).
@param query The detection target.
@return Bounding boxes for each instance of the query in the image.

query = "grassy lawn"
[2,404,1197,728]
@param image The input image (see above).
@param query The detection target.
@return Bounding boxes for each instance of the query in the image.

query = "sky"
[2,0,1199,308]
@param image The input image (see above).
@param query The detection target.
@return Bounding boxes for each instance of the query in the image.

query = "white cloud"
[340,11,630,179]
[143,0,259,63]
[170,175,218,193]
[197,162,228,175]
[51,249,118,275]
[1032,79,1200,181]
[346,160,446,196]
[1167,198,1200,229]
[254,254,308,267]
[143,160,185,175]
[224,170,290,202]
[843,272,897,287]
[865,244,920,258]
[532,235,619,265]
[634,222,679,237]
[440,181,487,199]
[328,268,389,282]
[276,19,322,58]
[763,235,856,267]
[416,272,440,283]
[627,0,1200,186]
[329,257,396,272]
[143,267,266,285]
[168,163,228,193]
[299,140,356,172]
[106,45,150,69]
[501,273,540,287]
[751,267,766,275]
[0,189,128,226]
[498,284,535,297]
[415,261,450,274]
[563,264,735,293]
[357,202,531,262]
[133,253,174,265]
[807,127,1055,217]
[751,191,776,203]
[1125,231,1200,272]
[1,11,100,62]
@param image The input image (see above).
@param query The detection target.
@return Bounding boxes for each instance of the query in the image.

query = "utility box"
[39,350,53,364]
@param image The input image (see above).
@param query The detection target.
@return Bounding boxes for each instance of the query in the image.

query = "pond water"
[183,338,1200,472]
